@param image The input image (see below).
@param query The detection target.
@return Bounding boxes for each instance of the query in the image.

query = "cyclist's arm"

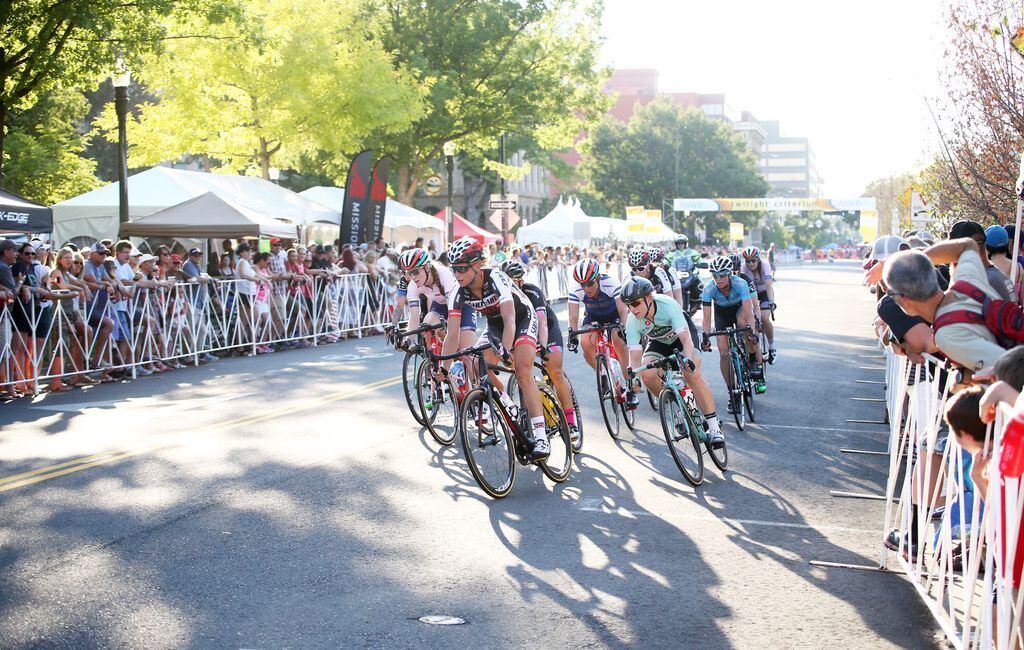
[499,300,516,351]
[406,282,422,331]
[568,301,580,331]
[700,284,714,335]
[765,277,774,303]
[625,316,643,373]
[615,296,629,324]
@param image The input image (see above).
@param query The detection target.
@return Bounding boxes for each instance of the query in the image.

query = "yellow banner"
[645,209,662,233]
[859,210,878,244]
[729,222,744,241]
[626,206,645,232]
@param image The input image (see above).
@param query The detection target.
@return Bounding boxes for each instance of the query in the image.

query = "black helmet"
[675,236,689,246]
[499,259,525,279]
[729,254,742,272]
[620,276,654,303]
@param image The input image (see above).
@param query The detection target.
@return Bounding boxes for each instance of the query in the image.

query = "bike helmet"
[447,236,484,265]
[675,236,689,246]
[741,246,760,261]
[573,258,600,285]
[709,255,733,275]
[647,246,666,263]
[398,248,431,272]
[729,254,742,272]
[628,248,650,270]
[500,259,526,279]
[620,276,654,303]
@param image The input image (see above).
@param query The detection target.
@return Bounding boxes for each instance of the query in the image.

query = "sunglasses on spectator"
[451,264,472,273]
[22,251,35,257]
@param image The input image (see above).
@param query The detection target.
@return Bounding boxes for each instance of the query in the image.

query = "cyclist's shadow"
[481,452,731,647]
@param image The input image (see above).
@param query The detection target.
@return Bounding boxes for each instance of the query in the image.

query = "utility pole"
[500,133,508,244]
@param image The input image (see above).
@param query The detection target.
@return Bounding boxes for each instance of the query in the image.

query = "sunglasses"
[22,251,35,257]
[580,279,597,288]
[451,264,472,274]
[745,259,758,264]
[712,270,731,278]
[626,299,645,308]
[885,289,902,298]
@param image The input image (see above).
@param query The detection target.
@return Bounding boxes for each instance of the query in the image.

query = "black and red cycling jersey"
[447,268,533,324]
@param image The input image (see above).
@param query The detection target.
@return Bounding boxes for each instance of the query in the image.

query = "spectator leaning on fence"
[883,237,1009,373]
[985,224,1024,305]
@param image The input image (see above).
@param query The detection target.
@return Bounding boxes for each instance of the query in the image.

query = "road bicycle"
[506,347,584,453]
[709,326,756,430]
[569,322,635,439]
[387,322,447,436]
[629,351,728,486]
[436,342,572,499]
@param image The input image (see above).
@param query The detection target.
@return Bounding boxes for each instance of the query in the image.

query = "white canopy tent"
[52,167,339,245]
[299,186,443,248]
[119,192,297,240]
[515,197,593,247]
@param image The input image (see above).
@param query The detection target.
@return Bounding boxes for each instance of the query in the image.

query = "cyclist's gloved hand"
[700,332,712,352]
[567,333,579,353]
[496,343,513,365]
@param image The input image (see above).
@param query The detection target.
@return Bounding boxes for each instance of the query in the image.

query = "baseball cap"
[130,248,142,257]
[139,254,157,264]
[89,242,109,254]
[0,239,18,252]
[985,225,1010,248]
[913,230,935,245]
[269,237,281,245]
[870,235,909,261]
[170,254,182,263]
[188,247,202,256]
[948,219,985,241]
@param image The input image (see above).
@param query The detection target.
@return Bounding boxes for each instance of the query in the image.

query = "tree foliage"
[370,0,610,202]
[862,172,917,236]
[581,98,769,222]
[3,85,101,204]
[0,0,242,181]
[94,0,423,179]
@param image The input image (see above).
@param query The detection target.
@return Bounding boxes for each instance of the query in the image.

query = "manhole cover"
[417,615,466,626]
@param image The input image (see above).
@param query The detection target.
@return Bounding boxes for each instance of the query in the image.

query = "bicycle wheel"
[459,388,516,498]
[743,372,756,423]
[537,383,572,483]
[569,380,584,453]
[759,331,770,385]
[417,361,458,445]
[659,388,704,486]
[695,406,728,472]
[730,351,745,431]
[595,354,620,439]
[402,349,426,425]
[647,388,659,411]
[620,379,636,430]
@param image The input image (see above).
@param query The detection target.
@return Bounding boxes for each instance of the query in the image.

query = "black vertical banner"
[364,155,393,244]
[340,149,374,246]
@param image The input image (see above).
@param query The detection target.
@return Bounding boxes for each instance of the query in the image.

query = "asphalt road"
[0,261,942,649]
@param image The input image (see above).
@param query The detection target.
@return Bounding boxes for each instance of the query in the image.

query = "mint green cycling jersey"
[625,294,688,347]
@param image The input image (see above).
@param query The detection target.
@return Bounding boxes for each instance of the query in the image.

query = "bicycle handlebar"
[628,351,696,377]
[395,322,444,339]
[568,322,622,337]
[424,341,492,362]
[707,326,753,337]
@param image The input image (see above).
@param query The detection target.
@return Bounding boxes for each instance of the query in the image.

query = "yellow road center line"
[0,375,403,493]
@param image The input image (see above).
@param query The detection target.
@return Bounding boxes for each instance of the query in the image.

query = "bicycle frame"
[570,322,627,403]
[631,352,707,443]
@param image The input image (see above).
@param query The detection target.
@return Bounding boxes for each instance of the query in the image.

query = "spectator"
[949,219,1014,301]
[265,241,292,340]
[81,242,115,376]
[234,242,260,351]
[218,253,235,278]
[0,240,19,397]
[985,225,1024,305]
[884,238,1008,373]
[49,247,95,386]
[252,252,275,354]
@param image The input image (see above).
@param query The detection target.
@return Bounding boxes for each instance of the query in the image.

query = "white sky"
[599,0,948,197]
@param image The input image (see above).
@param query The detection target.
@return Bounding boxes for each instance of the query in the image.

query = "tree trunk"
[259,137,270,179]
[0,100,6,185]
[397,163,415,203]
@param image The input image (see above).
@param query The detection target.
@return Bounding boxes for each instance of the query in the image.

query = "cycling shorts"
[756,290,772,310]
[713,302,741,332]
[643,337,686,369]
[545,319,564,352]
[421,297,477,331]
[484,310,539,350]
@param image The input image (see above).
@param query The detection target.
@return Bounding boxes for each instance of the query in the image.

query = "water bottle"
[679,384,699,417]
[498,390,520,421]
[609,356,625,389]
[450,360,468,401]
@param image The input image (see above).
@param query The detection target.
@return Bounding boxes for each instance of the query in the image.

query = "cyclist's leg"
[510,313,549,456]
[714,304,737,386]
[639,340,674,396]
[737,305,762,365]
[675,333,721,436]
[760,304,775,348]
[458,306,478,383]
[580,314,599,369]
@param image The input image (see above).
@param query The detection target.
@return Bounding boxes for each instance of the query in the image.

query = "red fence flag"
[340,150,374,246]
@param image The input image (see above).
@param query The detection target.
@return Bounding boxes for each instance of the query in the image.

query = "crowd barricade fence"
[876,348,1022,649]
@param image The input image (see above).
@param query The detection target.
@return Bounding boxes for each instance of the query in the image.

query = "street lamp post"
[443,141,456,244]
[112,62,131,228]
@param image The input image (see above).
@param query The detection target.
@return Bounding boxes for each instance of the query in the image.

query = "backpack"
[932,280,1024,346]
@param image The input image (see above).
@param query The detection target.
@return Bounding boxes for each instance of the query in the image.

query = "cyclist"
[621,276,724,446]
[566,258,635,404]
[670,236,704,310]
[701,256,765,408]
[741,246,777,364]
[500,259,579,446]
[648,246,685,308]
[391,273,409,328]
[731,252,764,366]
[400,248,476,341]
[628,248,674,298]
[442,237,549,459]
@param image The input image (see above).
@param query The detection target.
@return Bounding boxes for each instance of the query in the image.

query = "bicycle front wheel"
[569,380,584,453]
[537,383,572,483]
[459,389,515,498]
[595,354,620,439]
[659,388,704,486]
[417,361,457,445]
[743,372,756,423]
[402,349,426,426]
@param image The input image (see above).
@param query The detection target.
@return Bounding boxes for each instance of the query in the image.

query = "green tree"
[0,0,242,182]
[581,98,769,223]
[862,172,916,236]
[95,0,423,179]
[370,0,610,202]
[3,85,101,204]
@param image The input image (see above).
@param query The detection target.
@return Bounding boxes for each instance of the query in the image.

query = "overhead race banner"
[729,222,744,241]
[859,210,878,244]
[364,155,393,244]
[673,197,877,212]
[340,149,375,246]
[626,206,645,232]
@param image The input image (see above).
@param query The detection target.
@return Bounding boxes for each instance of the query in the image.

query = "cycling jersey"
[625,294,692,348]
[702,276,752,307]
[747,260,773,293]
[568,274,621,324]
[407,263,458,308]
[520,281,563,351]
[449,268,536,347]
[632,266,674,297]
[661,262,680,290]
[397,275,409,298]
